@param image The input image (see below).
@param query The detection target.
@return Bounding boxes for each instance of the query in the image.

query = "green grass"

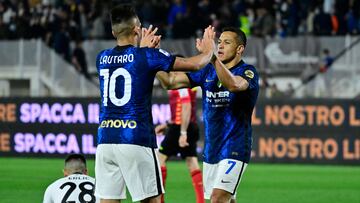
[0,158,359,203]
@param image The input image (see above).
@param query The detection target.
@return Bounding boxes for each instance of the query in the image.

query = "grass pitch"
[0,158,359,203]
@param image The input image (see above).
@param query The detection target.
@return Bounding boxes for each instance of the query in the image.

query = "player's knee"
[185,157,200,171]
[140,194,161,203]
[210,194,229,203]
[210,189,232,203]
[158,153,168,167]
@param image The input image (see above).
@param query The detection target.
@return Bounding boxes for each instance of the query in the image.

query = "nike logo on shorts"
[221,180,231,183]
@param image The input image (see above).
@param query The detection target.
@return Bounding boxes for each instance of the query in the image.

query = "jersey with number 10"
[96,45,175,148]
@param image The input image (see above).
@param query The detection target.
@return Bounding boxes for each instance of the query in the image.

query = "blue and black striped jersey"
[187,60,259,164]
[96,45,175,148]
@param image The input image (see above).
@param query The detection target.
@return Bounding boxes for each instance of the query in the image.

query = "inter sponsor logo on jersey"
[99,119,137,129]
[206,90,229,98]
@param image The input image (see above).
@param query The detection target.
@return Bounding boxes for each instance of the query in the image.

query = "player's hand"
[196,25,216,54]
[155,124,167,135]
[140,24,161,48]
[179,134,189,147]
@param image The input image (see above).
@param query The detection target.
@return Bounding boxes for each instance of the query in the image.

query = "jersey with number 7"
[96,45,175,148]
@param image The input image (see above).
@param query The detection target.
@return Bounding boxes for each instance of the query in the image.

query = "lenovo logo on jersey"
[99,119,137,129]
[206,90,229,98]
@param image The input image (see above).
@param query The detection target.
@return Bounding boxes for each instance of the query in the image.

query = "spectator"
[72,39,91,80]
[167,0,187,26]
[285,83,295,97]
[252,6,275,37]
[269,83,283,97]
[167,0,187,38]
[330,7,339,35]
[53,21,71,61]
[323,0,335,14]
[313,8,333,35]
[345,9,359,34]
[319,49,335,97]
[238,8,254,36]
[319,48,334,73]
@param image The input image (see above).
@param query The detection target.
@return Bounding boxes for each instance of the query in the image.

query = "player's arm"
[212,56,249,92]
[155,124,167,135]
[178,90,191,147]
[172,54,212,72]
[156,71,191,90]
[172,25,216,71]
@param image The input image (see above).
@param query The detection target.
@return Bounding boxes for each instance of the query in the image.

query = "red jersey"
[168,88,197,125]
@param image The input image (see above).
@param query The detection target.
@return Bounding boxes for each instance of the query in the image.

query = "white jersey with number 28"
[43,174,99,203]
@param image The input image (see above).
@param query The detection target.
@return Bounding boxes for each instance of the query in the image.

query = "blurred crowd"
[138,0,360,38]
[0,0,360,42]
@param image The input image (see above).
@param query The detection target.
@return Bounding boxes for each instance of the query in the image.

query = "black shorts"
[159,123,199,159]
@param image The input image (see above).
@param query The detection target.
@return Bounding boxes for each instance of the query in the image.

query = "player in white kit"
[43,154,98,203]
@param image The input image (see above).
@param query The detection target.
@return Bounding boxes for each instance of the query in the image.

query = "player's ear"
[112,31,117,39]
[63,169,69,177]
[83,169,88,175]
[237,44,245,55]
[134,25,141,37]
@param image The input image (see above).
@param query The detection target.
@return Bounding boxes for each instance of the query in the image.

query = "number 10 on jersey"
[100,68,132,107]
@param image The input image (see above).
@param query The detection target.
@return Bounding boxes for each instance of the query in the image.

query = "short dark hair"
[222,27,247,47]
[110,4,137,26]
[65,154,86,166]
[110,5,139,38]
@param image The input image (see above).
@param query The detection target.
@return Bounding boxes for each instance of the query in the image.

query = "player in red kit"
[155,87,204,203]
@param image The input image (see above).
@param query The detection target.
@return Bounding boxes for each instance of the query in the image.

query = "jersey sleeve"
[235,65,259,90]
[144,48,175,72]
[186,64,211,87]
[178,88,191,103]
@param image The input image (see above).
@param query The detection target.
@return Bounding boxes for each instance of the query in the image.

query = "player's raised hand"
[179,134,189,147]
[140,24,161,48]
[196,25,216,54]
[152,35,161,48]
[195,38,202,52]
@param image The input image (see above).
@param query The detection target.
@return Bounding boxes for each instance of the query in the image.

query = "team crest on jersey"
[159,49,170,57]
[217,80,222,88]
[244,70,254,79]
